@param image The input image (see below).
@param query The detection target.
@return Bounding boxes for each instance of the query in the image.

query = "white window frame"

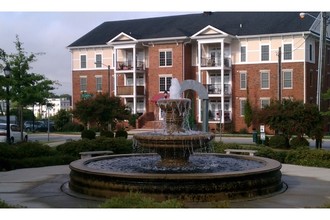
[260,71,270,89]
[240,71,247,90]
[283,70,293,89]
[95,54,102,68]
[80,54,87,69]
[240,45,246,62]
[240,98,247,117]
[95,75,102,92]
[283,43,292,60]
[260,98,270,109]
[80,76,87,92]
[159,75,172,92]
[159,50,173,67]
[261,45,270,61]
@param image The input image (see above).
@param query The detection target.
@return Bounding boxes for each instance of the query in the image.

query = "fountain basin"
[134,132,214,166]
[69,153,283,202]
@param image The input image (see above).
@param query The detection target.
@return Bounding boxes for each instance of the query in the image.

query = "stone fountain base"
[69,153,283,202]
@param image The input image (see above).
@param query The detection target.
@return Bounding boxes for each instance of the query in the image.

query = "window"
[159,76,172,92]
[80,55,87,69]
[309,44,314,62]
[283,70,292,88]
[80,76,87,92]
[240,46,246,62]
[260,98,270,109]
[240,72,247,90]
[283,44,292,60]
[159,50,172,67]
[261,45,269,61]
[95,54,102,68]
[260,71,269,89]
[96,76,102,91]
[126,74,133,86]
[240,99,246,116]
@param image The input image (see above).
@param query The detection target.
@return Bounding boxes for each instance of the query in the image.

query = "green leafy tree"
[72,93,131,131]
[0,35,59,140]
[259,99,323,148]
[53,109,72,131]
[244,98,253,128]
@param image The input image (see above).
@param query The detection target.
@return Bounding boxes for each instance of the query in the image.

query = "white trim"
[191,25,229,38]
[108,32,137,44]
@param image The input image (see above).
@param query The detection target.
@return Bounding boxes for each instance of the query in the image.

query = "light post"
[95,62,111,95]
[3,64,11,144]
[300,12,329,110]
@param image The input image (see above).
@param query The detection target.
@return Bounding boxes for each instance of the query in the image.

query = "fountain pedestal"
[134,98,214,167]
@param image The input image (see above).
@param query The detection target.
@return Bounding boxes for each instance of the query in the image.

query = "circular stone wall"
[69,153,283,202]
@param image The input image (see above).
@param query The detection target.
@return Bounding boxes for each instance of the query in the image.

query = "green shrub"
[100,130,114,138]
[99,192,184,208]
[115,129,128,139]
[62,122,84,132]
[81,130,96,140]
[284,149,330,168]
[56,137,133,157]
[290,137,309,148]
[0,142,75,171]
[269,135,287,149]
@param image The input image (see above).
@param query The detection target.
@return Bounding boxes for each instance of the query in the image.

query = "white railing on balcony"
[200,57,231,68]
[209,110,232,122]
[205,84,231,95]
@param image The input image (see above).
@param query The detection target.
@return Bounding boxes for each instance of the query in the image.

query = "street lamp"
[94,62,111,95]
[3,64,11,144]
[300,12,329,111]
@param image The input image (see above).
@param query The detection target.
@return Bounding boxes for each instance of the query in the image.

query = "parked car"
[0,123,28,143]
[24,121,46,132]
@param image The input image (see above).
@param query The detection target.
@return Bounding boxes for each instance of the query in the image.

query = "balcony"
[205,84,231,95]
[200,57,231,68]
[116,61,145,71]
[209,110,232,122]
[117,86,145,95]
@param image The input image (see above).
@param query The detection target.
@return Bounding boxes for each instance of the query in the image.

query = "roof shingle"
[68,12,319,47]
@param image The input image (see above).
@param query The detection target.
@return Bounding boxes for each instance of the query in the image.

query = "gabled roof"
[68,11,319,48]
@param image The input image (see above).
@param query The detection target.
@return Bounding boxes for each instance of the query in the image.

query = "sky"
[0,1,326,96]
[0,11,194,95]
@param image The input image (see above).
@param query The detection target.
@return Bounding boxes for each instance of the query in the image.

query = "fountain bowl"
[69,153,283,202]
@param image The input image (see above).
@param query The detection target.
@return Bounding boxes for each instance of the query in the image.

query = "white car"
[0,123,28,143]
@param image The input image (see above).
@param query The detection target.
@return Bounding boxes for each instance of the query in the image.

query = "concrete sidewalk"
[0,163,330,208]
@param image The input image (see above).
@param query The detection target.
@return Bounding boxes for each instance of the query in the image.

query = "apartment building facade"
[27,97,72,119]
[68,12,330,132]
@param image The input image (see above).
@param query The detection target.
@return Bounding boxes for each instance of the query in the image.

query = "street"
[27,132,330,150]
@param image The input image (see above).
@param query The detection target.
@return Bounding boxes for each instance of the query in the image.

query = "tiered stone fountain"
[69,78,283,202]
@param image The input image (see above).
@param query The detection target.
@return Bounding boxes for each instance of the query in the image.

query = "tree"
[0,35,59,140]
[259,99,324,148]
[53,109,72,132]
[244,98,253,128]
[72,93,131,131]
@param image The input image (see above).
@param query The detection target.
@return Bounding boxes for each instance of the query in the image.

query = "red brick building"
[67,12,330,132]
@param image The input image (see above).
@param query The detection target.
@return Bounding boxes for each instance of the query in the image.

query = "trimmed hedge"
[56,137,133,158]
[211,141,330,168]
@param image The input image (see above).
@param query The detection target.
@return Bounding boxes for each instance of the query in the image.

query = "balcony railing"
[205,83,231,95]
[116,61,145,71]
[209,110,232,122]
[117,86,144,95]
[200,57,231,68]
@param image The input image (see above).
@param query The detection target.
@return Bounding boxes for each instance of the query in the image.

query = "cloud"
[0,11,192,95]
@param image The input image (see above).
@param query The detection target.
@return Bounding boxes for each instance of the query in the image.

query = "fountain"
[69,78,283,203]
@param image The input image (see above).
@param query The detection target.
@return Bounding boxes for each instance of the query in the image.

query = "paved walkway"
[0,163,330,208]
